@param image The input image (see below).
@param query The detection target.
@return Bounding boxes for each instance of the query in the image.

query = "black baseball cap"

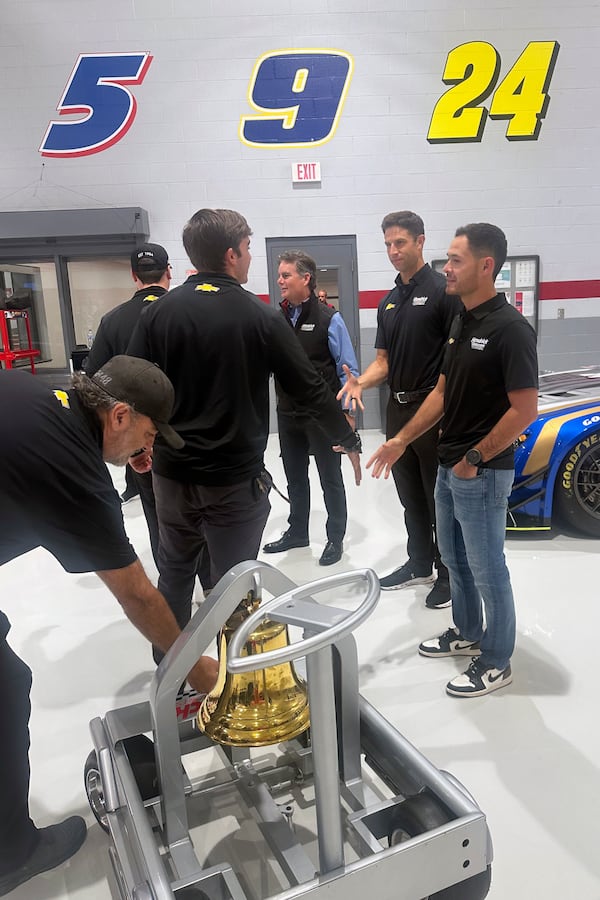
[131,243,169,273]
[91,355,184,450]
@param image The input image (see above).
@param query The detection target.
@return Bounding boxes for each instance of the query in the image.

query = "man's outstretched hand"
[366,437,405,479]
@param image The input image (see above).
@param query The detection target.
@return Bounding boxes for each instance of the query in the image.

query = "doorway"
[265,235,360,361]
[265,234,360,432]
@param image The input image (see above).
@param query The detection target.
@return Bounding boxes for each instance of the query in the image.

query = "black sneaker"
[418,627,481,658]
[0,816,87,897]
[379,561,434,591]
[446,658,513,697]
[425,578,451,609]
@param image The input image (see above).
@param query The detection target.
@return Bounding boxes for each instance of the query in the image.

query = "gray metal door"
[265,235,360,366]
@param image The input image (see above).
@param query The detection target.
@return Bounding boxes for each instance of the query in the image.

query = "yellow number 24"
[428,41,560,143]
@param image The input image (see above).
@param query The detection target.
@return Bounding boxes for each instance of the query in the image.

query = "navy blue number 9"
[240,50,353,148]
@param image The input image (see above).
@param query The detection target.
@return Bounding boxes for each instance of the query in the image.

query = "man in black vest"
[263,250,360,566]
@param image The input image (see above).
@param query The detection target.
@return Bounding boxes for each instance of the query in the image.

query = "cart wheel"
[84,735,159,833]
[429,866,491,899]
[84,750,109,833]
[388,791,451,846]
[122,734,159,801]
[388,792,491,900]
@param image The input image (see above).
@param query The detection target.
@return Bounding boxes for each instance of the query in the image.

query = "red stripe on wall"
[257,281,600,309]
[538,280,600,301]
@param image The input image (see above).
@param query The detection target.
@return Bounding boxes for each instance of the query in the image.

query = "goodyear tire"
[555,431,600,537]
[84,734,158,833]
[388,792,491,899]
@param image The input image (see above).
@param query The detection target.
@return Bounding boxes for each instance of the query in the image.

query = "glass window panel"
[68,258,133,346]
[0,262,65,369]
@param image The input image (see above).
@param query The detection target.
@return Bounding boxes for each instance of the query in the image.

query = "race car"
[508,367,600,536]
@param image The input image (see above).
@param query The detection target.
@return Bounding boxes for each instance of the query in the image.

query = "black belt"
[392,386,434,404]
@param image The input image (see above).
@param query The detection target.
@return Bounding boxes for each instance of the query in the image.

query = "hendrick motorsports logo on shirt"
[300,324,316,331]
[471,337,489,351]
[412,296,428,306]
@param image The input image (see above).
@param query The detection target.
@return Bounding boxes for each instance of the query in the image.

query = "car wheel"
[555,432,600,536]
[388,792,491,899]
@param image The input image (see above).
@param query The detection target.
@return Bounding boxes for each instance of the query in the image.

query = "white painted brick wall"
[0,0,598,352]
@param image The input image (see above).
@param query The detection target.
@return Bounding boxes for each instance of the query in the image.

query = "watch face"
[466,448,481,465]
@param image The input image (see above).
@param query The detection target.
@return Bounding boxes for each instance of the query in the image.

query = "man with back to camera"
[127,208,361,643]
[86,243,171,519]
[0,356,218,897]
[262,249,359,566]
[367,223,538,697]
[338,211,461,608]
[86,242,212,592]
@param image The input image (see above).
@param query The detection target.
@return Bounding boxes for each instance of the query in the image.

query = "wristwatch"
[465,447,482,466]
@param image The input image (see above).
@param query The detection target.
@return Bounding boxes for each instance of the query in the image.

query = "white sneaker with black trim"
[418,627,481,658]
[446,657,513,698]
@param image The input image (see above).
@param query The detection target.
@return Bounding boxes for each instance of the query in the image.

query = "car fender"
[531,413,600,520]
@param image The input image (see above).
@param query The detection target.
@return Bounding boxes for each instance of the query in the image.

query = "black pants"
[277,413,347,544]
[386,396,447,578]
[131,468,212,591]
[152,473,271,660]
[0,612,38,875]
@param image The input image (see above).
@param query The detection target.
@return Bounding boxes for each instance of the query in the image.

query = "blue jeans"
[434,465,515,670]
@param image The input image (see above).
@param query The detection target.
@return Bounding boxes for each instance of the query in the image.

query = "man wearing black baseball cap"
[0,357,217,897]
[86,242,172,501]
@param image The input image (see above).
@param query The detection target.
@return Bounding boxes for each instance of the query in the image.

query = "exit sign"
[292,162,321,183]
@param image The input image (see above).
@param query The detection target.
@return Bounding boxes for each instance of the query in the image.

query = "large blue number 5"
[39,52,152,158]
[240,50,353,148]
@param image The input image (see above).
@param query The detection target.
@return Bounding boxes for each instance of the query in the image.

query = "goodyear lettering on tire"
[561,433,599,493]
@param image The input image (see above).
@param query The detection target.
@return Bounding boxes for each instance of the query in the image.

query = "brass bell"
[197,590,310,747]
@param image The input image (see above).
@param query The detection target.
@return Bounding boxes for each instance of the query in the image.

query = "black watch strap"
[342,430,362,454]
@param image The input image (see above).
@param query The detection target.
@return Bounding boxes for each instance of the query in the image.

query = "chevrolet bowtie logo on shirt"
[471,337,489,351]
[412,296,428,306]
[144,294,160,302]
[385,302,395,310]
[195,283,220,292]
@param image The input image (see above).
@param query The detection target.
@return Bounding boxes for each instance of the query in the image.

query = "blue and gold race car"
[508,367,600,536]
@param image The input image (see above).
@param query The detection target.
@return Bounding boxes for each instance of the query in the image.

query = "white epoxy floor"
[2,430,600,899]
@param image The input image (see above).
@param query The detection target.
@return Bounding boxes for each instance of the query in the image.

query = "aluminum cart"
[86,561,492,900]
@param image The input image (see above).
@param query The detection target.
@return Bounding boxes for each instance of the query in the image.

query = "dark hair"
[71,372,121,412]
[278,249,317,291]
[455,223,507,278]
[381,211,425,240]
[136,268,167,286]
[182,209,252,272]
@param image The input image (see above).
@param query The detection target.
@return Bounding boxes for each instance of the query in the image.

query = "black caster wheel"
[84,734,159,833]
[388,791,491,899]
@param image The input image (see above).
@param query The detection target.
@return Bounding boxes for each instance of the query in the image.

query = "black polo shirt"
[438,293,538,468]
[86,285,167,375]
[375,263,461,393]
[127,273,355,485]
[0,370,136,573]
